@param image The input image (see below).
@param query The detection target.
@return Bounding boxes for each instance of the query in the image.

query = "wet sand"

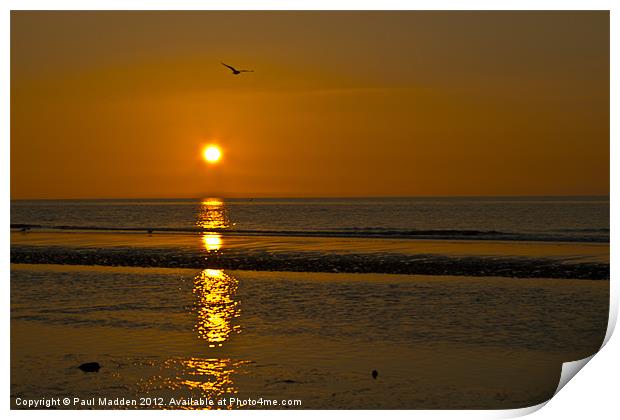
[11,264,608,409]
[11,230,610,262]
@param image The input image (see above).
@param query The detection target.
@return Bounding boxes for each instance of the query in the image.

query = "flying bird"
[221,62,254,75]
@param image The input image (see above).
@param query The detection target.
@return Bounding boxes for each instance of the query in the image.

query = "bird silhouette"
[221,62,254,75]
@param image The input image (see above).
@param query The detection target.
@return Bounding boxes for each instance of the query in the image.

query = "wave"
[11,245,609,280]
[11,223,609,243]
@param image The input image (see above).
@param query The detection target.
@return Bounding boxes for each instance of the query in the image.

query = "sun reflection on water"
[136,267,245,409]
[192,269,241,347]
[196,198,230,253]
[202,234,222,251]
[177,358,242,400]
[138,357,250,410]
[196,198,229,230]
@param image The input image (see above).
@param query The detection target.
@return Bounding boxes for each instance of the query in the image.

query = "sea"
[10,196,610,242]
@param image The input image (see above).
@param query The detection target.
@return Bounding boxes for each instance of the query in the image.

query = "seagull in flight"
[221,62,254,75]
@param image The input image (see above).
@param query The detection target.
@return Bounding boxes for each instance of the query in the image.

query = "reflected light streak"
[192,269,241,347]
[196,198,230,230]
[202,234,222,251]
[196,198,230,253]
[138,357,250,409]
[175,358,243,408]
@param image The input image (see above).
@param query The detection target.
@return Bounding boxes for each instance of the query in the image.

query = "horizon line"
[9,193,611,201]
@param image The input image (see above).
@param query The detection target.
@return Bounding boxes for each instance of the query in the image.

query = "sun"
[203,145,222,163]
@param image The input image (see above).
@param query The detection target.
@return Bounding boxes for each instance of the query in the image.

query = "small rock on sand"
[78,362,101,372]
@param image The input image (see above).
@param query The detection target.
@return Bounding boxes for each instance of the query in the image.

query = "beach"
[11,263,608,409]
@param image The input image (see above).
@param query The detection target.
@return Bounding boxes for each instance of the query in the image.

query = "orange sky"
[11,11,609,199]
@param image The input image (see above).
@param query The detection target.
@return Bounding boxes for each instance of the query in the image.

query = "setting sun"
[203,145,222,163]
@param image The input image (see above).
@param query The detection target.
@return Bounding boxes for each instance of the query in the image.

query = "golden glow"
[201,198,224,207]
[196,198,229,230]
[138,357,249,409]
[205,268,224,277]
[192,269,241,347]
[202,234,222,251]
[12,13,610,199]
[138,266,244,408]
[174,358,248,408]
[202,145,222,163]
[196,198,229,252]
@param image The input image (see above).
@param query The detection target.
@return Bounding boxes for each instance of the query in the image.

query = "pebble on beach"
[78,362,101,372]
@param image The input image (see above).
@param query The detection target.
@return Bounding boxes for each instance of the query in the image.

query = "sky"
[11,11,609,199]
